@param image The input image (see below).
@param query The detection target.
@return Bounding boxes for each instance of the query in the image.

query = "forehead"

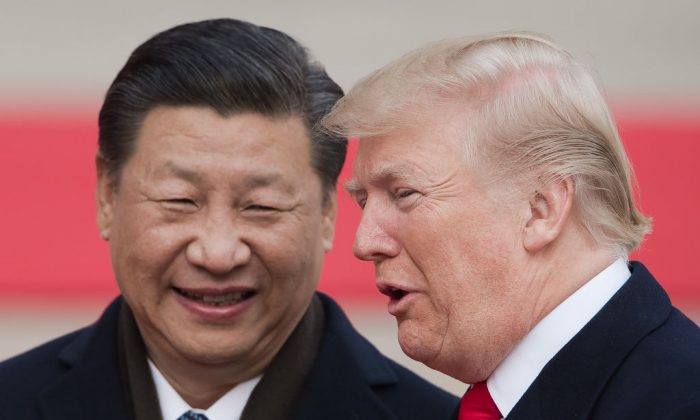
[351,108,469,186]
[127,106,316,183]
[136,106,309,154]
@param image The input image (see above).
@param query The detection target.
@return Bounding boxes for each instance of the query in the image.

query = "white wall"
[1,0,698,105]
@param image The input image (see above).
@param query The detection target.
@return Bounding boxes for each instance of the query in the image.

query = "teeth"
[179,290,252,306]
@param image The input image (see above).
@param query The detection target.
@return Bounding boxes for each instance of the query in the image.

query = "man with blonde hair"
[323,33,700,419]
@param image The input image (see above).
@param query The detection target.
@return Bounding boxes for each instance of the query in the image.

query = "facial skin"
[346,107,547,383]
[97,106,335,407]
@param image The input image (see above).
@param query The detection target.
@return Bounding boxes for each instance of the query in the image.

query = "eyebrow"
[160,161,203,183]
[343,163,419,196]
[159,162,295,193]
[242,173,292,191]
[343,179,363,195]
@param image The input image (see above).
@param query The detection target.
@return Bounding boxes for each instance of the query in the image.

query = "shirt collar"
[487,258,631,417]
[148,359,262,420]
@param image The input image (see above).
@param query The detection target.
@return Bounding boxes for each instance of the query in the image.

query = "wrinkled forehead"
[357,102,472,153]
[348,121,471,190]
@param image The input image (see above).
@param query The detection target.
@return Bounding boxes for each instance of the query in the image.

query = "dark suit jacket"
[0,292,457,419]
[505,262,700,419]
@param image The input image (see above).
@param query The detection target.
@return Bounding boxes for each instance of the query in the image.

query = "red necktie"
[458,381,502,420]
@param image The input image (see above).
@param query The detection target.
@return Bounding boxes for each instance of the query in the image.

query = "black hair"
[98,18,346,197]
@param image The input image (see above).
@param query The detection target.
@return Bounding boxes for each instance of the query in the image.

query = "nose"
[353,201,401,262]
[186,210,251,275]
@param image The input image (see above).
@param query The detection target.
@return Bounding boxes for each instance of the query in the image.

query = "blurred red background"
[1,106,698,310]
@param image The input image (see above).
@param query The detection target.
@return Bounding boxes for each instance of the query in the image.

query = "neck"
[445,224,622,384]
[149,358,238,409]
[523,226,621,331]
[140,332,280,409]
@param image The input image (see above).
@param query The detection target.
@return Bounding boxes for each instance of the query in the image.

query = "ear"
[321,191,337,253]
[95,154,115,241]
[523,177,574,253]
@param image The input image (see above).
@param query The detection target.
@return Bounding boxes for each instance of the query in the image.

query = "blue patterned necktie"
[177,410,209,420]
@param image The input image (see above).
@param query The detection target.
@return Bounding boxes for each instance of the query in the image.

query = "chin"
[397,324,441,366]
[445,360,493,384]
[173,335,244,365]
[184,347,243,366]
[397,322,493,383]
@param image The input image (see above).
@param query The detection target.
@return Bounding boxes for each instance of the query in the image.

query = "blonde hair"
[322,32,651,254]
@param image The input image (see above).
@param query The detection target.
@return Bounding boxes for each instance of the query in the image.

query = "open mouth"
[384,286,408,301]
[173,287,255,307]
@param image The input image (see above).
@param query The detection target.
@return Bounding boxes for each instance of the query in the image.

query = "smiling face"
[348,107,534,382]
[97,106,335,379]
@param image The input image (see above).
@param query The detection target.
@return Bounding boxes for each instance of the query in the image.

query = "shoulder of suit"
[315,292,458,400]
[0,297,123,396]
[0,324,92,416]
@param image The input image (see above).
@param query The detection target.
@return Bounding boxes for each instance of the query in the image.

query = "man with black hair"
[0,19,457,420]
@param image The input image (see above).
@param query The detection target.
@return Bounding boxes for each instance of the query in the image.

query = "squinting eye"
[160,198,197,207]
[396,189,416,199]
[167,198,195,205]
[246,204,278,212]
[353,194,367,209]
[159,198,198,213]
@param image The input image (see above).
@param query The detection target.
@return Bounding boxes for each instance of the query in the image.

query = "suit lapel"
[38,298,132,420]
[290,347,396,420]
[508,263,671,419]
[290,294,398,420]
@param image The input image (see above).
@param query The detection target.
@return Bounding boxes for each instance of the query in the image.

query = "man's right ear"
[95,154,114,241]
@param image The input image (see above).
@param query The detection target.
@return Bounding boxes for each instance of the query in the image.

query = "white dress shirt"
[487,258,631,417]
[148,359,262,420]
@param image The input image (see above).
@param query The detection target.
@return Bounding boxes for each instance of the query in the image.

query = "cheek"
[110,220,187,297]
[402,215,518,315]
[249,218,325,284]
